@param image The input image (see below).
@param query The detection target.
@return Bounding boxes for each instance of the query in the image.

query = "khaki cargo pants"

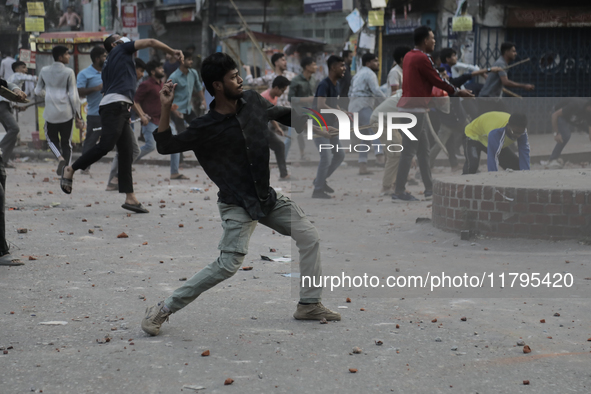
[379,128,403,191]
[165,192,322,312]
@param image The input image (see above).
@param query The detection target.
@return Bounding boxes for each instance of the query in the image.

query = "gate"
[476,26,591,97]
[475,26,590,134]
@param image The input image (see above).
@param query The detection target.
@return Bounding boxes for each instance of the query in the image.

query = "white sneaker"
[548,159,563,169]
[540,160,549,166]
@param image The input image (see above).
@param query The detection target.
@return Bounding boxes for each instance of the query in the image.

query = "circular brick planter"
[432,169,591,240]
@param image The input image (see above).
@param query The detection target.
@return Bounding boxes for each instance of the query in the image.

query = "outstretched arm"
[134,39,183,63]
[500,75,534,90]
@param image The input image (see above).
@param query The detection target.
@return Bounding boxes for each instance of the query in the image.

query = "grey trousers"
[0,102,19,164]
[165,192,323,312]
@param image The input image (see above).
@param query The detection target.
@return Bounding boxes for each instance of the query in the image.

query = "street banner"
[368,10,384,27]
[25,17,45,32]
[19,49,36,69]
[27,2,45,16]
[370,0,386,7]
[122,3,138,33]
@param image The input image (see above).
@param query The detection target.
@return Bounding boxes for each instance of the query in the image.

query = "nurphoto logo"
[303,108,418,153]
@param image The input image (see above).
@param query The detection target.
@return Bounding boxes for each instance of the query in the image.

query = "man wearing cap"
[60,35,183,214]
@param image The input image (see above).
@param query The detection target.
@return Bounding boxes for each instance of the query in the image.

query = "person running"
[60,34,183,215]
[261,75,292,180]
[348,52,386,174]
[312,55,347,199]
[140,52,340,336]
[478,42,534,113]
[0,61,37,167]
[542,99,591,169]
[463,112,530,174]
[105,59,147,190]
[393,26,472,203]
[0,78,26,266]
[34,46,83,176]
[76,46,107,175]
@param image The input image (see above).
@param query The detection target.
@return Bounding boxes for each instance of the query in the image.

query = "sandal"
[60,175,73,194]
[0,254,24,266]
[121,202,149,214]
[171,174,190,180]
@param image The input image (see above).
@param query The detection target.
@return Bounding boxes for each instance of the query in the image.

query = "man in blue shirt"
[312,55,346,199]
[169,51,205,133]
[62,34,183,214]
[77,46,107,174]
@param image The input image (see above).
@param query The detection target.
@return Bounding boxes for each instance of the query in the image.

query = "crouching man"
[463,111,529,174]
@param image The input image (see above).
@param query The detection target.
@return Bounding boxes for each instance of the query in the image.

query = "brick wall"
[432,181,591,240]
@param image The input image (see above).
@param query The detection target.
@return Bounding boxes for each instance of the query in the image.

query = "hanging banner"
[25,17,45,32]
[19,49,36,69]
[27,2,45,16]
[370,0,386,7]
[385,13,421,35]
[452,15,473,32]
[368,10,384,27]
[359,31,376,50]
[122,3,138,33]
[100,0,113,29]
[346,8,364,33]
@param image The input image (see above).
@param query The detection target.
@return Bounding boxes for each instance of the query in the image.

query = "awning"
[225,31,326,46]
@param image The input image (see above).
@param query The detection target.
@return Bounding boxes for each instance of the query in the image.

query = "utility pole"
[201,0,215,58]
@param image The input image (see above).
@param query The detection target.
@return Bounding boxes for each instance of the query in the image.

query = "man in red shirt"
[394,26,472,202]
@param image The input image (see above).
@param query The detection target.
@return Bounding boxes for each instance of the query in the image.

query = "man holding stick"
[478,42,534,113]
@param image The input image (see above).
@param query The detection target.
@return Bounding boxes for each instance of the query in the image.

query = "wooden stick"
[502,88,522,98]
[503,57,530,70]
[228,0,273,69]
[425,113,449,157]
[0,86,29,103]
[209,24,244,68]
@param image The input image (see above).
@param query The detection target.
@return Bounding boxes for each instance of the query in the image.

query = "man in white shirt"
[0,54,16,81]
[34,46,82,176]
[0,61,37,166]
[387,46,410,95]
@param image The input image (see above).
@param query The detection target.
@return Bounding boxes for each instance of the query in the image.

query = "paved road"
[1,161,589,393]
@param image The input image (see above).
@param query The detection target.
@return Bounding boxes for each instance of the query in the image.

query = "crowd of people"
[0,28,588,336]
